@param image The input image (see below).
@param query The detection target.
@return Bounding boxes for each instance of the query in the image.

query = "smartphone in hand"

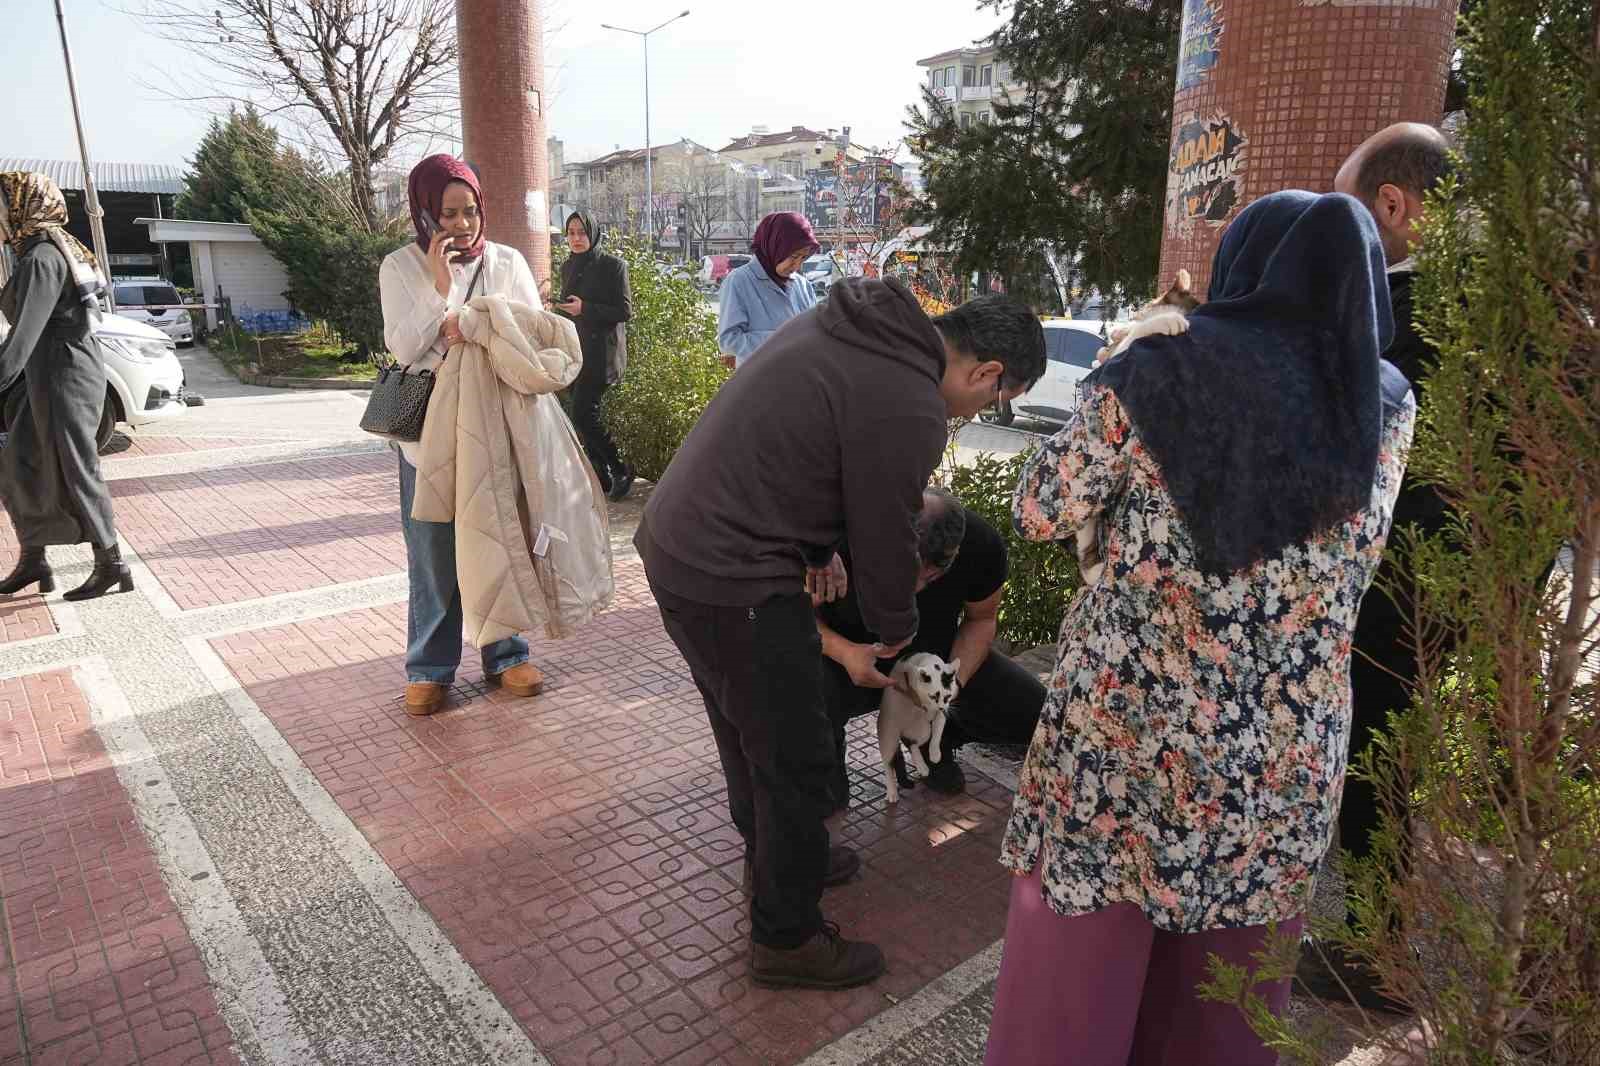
[421,212,463,262]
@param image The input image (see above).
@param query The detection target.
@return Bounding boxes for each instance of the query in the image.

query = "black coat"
[1355,269,1453,647]
[0,239,117,548]
[558,251,631,373]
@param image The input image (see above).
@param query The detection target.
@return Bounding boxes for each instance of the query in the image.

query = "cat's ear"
[1174,268,1193,295]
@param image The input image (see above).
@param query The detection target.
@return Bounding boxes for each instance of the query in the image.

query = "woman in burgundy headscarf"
[717,212,822,369]
[378,154,547,716]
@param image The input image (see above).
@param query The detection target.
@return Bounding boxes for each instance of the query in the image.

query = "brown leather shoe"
[751,922,885,990]
[405,682,446,716]
[492,662,545,697]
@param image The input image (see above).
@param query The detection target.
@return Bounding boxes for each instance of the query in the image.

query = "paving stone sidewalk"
[1,351,1469,1066]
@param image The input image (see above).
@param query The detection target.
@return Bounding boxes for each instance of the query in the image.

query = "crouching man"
[817,487,1045,804]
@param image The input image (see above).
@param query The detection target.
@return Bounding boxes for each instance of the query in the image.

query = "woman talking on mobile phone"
[378,154,548,716]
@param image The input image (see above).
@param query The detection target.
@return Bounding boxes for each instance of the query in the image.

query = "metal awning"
[0,158,185,195]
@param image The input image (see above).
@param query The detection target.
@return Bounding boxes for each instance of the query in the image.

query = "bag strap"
[434,258,488,365]
[464,257,487,301]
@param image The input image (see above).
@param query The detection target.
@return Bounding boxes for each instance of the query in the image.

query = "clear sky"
[3,0,1002,171]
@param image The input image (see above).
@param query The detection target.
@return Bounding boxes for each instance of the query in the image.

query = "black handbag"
[359,259,485,442]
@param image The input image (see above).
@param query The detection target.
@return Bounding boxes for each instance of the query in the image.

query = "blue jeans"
[397,453,528,684]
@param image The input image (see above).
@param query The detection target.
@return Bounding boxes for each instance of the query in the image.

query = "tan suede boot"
[492,662,545,697]
[405,682,446,716]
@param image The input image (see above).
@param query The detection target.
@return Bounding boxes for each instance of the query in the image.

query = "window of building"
[963,65,976,87]
[960,113,974,130]
[945,66,957,87]
[981,64,993,86]
[979,111,992,124]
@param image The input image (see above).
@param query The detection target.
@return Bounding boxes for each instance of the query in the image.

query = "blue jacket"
[717,260,817,366]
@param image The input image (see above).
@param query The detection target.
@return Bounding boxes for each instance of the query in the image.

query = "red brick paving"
[0,528,57,647]
[0,670,238,1065]
[103,436,284,460]
[111,451,403,609]
[212,559,1014,1066]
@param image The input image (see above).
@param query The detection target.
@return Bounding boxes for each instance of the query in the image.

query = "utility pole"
[53,0,114,311]
[601,10,690,249]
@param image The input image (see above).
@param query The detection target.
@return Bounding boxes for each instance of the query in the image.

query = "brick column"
[1158,0,1457,293]
[455,0,550,285]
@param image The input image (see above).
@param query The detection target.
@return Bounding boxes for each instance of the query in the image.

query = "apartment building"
[915,44,1016,128]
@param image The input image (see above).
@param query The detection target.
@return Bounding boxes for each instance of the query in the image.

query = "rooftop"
[916,44,995,66]
[0,158,185,195]
[716,126,833,153]
[574,139,708,169]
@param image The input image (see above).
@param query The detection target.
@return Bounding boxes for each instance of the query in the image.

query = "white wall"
[208,242,292,316]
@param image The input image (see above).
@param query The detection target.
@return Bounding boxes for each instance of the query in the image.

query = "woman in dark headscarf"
[985,191,1416,1066]
[717,211,821,369]
[0,171,132,602]
[378,153,549,716]
[556,211,633,501]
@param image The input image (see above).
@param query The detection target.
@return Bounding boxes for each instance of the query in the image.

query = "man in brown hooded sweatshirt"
[636,280,1046,990]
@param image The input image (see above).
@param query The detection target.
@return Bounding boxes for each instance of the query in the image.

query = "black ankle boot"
[607,462,635,502]
[64,544,134,602]
[0,548,54,596]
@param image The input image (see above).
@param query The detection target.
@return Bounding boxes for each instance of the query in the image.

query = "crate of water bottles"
[234,305,313,335]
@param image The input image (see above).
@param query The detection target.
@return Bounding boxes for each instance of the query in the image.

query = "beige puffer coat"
[410,294,614,646]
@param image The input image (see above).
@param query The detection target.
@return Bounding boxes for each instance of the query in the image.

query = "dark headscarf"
[559,210,598,300]
[1085,190,1400,574]
[751,212,820,287]
[407,154,485,262]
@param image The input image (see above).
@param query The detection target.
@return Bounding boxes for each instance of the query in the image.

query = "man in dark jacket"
[1315,121,1455,1008]
[636,281,1045,990]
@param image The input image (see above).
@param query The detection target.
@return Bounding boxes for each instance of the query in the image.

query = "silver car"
[112,280,195,346]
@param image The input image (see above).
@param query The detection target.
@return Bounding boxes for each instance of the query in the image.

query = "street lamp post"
[601,10,689,247]
[53,0,114,311]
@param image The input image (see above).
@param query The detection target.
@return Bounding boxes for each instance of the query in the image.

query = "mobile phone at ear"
[420,211,444,243]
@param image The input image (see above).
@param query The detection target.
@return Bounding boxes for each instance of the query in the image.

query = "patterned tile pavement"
[109,452,404,611]
[209,559,1016,1066]
[0,669,238,1065]
[0,527,57,647]
[102,437,284,461]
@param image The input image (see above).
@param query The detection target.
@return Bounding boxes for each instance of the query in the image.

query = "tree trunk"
[349,156,379,232]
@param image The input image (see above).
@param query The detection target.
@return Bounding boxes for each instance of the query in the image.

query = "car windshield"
[802,256,829,273]
[1044,327,1104,369]
[115,284,180,307]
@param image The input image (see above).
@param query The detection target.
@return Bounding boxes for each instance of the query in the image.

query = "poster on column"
[1165,112,1248,233]
[1177,0,1223,91]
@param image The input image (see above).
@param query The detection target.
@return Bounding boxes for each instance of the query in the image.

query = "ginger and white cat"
[1093,269,1201,366]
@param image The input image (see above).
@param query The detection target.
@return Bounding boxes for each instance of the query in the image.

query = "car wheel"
[95,387,118,453]
[981,397,1016,427]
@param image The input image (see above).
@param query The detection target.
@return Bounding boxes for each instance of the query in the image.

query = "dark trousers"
[650,582,837,949]
[823,647,1046,803]
[571,358,623,484]
[1340,630,1416,872]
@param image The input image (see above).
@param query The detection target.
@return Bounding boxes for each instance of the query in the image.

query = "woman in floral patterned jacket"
[985,191,1417,1066]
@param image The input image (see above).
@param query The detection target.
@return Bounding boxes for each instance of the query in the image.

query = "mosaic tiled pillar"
[456,0,551,284]
[1158,0,1458,292]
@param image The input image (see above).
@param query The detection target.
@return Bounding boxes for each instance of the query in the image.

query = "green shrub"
[248,212,408,358]
[941,446,1081,651]
[599,233,728,482]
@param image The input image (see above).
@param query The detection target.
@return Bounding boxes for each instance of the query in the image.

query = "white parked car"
[94,311,190,449]
[987,319,1124,428]
[799,254,844,294]
[0,311,188,453]
[112,280,195,346]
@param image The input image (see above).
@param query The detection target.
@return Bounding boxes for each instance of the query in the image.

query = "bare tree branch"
[136,0,458,227]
